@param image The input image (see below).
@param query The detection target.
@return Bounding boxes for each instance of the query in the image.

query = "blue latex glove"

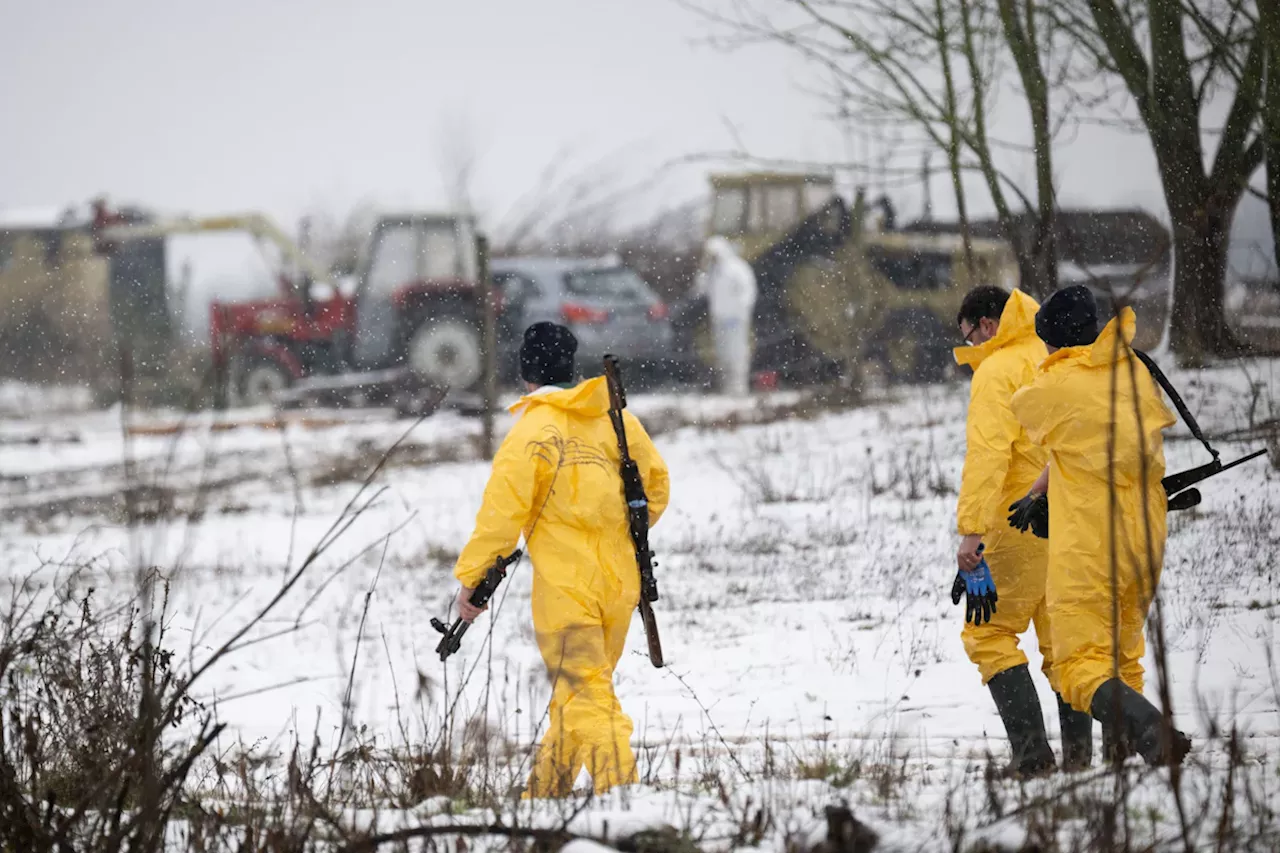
[962,559,999,625]
[952,544,999,625]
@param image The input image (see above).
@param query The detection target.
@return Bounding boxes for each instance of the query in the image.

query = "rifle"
[602,354,664,668]
[1005,351,1267,537]
[430,548,522,661]
[1132,350,1269,504]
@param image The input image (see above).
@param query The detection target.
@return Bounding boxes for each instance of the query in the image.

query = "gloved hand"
[951,544,998,624]
[950,540,976,604]
[961,557,999,625]
[1007,493,1049,539]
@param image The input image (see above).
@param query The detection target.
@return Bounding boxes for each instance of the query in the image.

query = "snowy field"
[2,356,1278,851]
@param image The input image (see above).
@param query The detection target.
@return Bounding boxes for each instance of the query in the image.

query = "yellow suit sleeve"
[1010,377,1066,450]
[624,410,670,527]
[453,420,548,589]
[956,365,1022,535]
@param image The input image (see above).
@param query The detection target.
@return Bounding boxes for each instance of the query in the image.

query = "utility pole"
[478,232,496,460]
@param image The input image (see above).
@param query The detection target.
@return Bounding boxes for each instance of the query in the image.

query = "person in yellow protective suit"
[452,321,670,797]
[953,285,1095,776]
[1010,285,1191,768]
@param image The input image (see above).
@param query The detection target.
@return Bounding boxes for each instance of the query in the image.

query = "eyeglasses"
[962,325,979,346]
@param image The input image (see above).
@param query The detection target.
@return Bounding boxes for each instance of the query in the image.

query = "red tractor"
[99,209,500,411]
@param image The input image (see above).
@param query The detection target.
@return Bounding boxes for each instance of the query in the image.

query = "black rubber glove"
[1007,493,1049,539]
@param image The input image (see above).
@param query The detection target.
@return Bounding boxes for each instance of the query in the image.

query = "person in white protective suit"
[691,236,758,395]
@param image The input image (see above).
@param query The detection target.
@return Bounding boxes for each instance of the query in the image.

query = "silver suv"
[492,256,685,387]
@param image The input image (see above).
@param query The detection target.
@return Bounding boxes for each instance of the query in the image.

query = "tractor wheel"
[407,317,482,390]
[866,309,954,385]
[236,357,292,407]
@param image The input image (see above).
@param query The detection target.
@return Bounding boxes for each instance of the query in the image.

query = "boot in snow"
[987,664,1057,778]
[1090,679,1191,768]
[1056,692,1094,771]
[1101,720,1134,765]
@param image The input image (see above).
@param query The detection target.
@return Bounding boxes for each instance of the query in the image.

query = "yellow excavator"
[94,211,330,291]
[674,171,1021,387]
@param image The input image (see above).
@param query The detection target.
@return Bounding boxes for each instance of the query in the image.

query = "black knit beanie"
[1035,285,1099,348]
[519,321,577,386]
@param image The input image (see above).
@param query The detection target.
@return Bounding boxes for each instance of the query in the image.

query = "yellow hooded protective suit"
[953,289,1054,685]
[1011,309,1175,713]
[454,376,670,797]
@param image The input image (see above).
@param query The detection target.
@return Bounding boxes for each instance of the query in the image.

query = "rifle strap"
[1133,349,1219,462]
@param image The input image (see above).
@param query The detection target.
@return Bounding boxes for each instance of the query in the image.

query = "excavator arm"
[746,196,856,383]
[96,212,330,298]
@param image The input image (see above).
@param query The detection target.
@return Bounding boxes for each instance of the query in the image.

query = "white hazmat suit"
[692,236,758,396]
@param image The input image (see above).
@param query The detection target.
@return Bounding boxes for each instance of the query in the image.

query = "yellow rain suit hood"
[454,376,670,796]
[952,289,1055,684]
[1011,308,1176,712]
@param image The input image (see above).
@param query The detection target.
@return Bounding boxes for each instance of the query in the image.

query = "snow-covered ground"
[2,356,1278,851]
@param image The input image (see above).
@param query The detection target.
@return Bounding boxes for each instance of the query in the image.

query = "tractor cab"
[347,213,480,376]
[707,172,842,261]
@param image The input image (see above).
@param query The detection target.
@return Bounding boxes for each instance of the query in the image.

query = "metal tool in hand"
[430,548,523,661]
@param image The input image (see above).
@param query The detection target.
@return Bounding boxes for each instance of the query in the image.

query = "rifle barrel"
[1162,448,1268,495]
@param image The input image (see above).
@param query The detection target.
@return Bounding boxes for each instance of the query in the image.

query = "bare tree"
[683,0,1095,298]
[1260,0,1280,265]
[301,201,379,279]
[992,0,1060,295]
[937,0,978,274]
[489,144,681,256]
[1056,0,1264,358]
[489,152,706,299]
[433,105,486,220]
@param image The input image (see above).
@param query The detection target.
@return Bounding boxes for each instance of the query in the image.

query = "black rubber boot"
[1056,692,1094,771]
[1089,679,1191,768]
[988,665,1057,778]
[1101,720,1134,765]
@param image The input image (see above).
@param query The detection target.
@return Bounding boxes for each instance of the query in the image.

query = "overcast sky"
[2,0,1271,322]
[4,0,1181,221]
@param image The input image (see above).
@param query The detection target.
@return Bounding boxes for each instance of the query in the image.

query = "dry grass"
[2,355,1278,852]
[2,567,1277,853]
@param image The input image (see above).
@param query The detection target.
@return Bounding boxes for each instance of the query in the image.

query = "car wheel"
[237,357,292,406]
[407,317,483,390]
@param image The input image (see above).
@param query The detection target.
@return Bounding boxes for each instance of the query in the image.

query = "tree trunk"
[1261,4,1280,266]
[1022,0,1058,296]
[959,0,1023,271]
[941,0,976,277]
[1015,238,1058,300]
[995,0,1058,300]
[1167,203,1237,361]
[1269,88,1280,272]
[1086,0,1259,358]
